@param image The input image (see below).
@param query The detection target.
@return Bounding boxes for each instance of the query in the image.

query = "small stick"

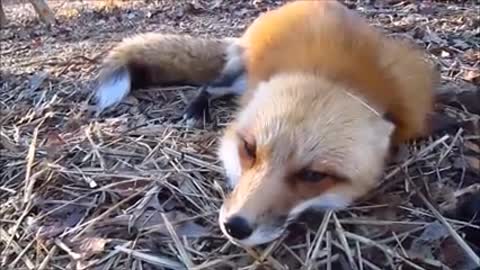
[37,246,57,270]
[326,231,332,270]
[115,245,186,269]
[306,210,333,270]
[411,179,480,267]
[343,231,426,270]
[333,213,359,270]
[161,213,194,268]
[23,127,39,205]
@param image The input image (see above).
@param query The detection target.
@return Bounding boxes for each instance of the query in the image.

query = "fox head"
[217,73,395,246]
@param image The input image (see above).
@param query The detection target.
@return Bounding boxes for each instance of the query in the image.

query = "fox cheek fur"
[217,124,394,246]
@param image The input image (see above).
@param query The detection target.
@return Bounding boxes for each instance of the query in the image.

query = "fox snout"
[217,172,352,246]
[219,197,290,246]
[222,215,254,240]
[217,168,289,244]
[219,210,289,245]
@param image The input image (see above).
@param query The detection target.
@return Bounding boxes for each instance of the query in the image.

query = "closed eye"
[297,169,329,183]
[241,136,256,160]
[235,131,257,169]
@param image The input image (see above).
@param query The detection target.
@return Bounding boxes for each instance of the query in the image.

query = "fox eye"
[242,138,256,159]
[298,169,329,182]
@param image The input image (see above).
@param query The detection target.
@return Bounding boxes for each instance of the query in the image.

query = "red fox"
[94,0,438,246]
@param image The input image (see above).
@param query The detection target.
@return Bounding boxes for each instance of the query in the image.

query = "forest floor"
[1,0,479,269]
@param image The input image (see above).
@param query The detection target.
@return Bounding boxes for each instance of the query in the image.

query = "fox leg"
[182,44,247,127]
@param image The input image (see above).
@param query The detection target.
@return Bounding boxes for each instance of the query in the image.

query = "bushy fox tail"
[94,33,235,112]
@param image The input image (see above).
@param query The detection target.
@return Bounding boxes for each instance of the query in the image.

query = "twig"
[1,200,33,257]
[37,246,57,270]
[8,238,35,269]
[411,179,480,267]
[71,181,154,241]
[115,245,187,269]
[0,228,35,269]
[333,213,359,270]
[343,231,426,270]
[161,213,194,268]
[326,231,332,270]
[23,126,39,205]
[305,210,333,270]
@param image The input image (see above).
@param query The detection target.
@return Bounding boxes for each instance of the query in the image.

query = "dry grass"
[1,0,480,269]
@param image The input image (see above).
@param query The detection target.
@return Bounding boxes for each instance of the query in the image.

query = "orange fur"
[239,0,436,144]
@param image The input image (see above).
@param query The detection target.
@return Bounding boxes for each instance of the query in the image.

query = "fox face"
[217,73,395,246]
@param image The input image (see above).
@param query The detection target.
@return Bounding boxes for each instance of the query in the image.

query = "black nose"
[223,216,253,240]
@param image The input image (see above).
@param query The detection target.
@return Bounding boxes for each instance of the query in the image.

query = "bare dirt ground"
[1,0,479,269]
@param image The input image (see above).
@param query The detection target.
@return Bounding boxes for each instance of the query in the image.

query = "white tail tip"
[95,67,131,113]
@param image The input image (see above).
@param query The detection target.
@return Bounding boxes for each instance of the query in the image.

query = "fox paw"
[182,88,211,128]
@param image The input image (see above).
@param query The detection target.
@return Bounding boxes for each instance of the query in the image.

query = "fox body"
[94,1,437,246]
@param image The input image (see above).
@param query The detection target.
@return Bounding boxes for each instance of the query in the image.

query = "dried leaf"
[464,69,480,85]
[439,237,473,269]
[29,71,48,91]
[423,30,446,45]
[453,39,471,50]
[176,221,210,238]
[187,0,205,12]
[408,221,449,260]
[0,132,19,152]
[32,204,87,239]
[73,237,109,259]
[465,156,480,171]
[36,222,67,239]
[464,141,480,171]
[100,210,210,238]
[44,131,66,160]
[457,90,480,115]
[427,113,462,135]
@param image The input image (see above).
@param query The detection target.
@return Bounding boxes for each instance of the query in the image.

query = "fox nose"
[223,216,253,240]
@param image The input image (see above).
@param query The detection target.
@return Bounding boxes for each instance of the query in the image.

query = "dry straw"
[1,0,479,269]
